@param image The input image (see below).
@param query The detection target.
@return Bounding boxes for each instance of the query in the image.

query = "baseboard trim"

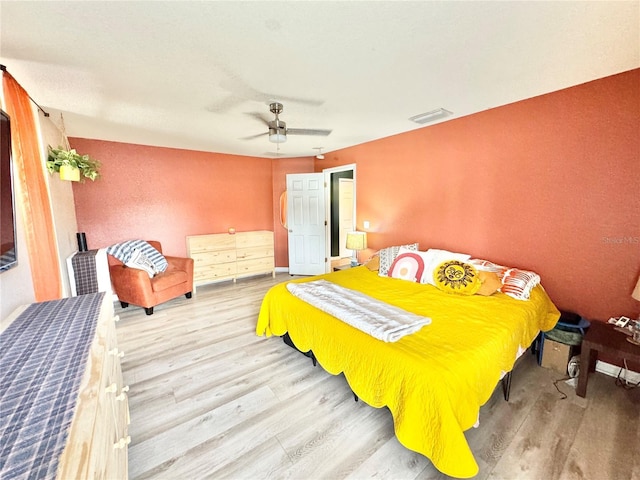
[275,267,289,273]
[596,360,640,384]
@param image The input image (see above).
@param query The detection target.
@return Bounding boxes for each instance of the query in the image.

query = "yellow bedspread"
[256,266,560,478]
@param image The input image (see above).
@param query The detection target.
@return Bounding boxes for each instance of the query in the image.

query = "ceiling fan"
[243,102,332,144]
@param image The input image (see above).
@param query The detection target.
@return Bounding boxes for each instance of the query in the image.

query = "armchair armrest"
[165,255,194,275]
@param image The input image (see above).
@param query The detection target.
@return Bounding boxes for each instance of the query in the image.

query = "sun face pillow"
[433,260,481,295]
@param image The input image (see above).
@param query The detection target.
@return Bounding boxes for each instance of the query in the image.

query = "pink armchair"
[108,240,194,315]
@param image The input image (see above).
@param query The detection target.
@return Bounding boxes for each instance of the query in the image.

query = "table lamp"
[632,274,640,304]
[346,231,367,267]
[631,274,640,344]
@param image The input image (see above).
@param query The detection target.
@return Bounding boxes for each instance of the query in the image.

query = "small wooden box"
[541,339,572,374]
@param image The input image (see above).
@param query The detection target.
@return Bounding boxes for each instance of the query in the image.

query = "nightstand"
[576,321,640,397]
[333,264,357,271]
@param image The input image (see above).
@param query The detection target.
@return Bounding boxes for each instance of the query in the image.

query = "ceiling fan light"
[269,126,287,143]
[269,132,287,143]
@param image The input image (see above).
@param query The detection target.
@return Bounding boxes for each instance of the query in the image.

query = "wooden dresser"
[0,293,129,479]
[186,230,275,286]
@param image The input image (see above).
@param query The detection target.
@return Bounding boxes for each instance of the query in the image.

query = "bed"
[256,258,560,478]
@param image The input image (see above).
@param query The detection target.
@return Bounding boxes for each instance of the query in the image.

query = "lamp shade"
[632,275,640,302]
[346,231,367,251]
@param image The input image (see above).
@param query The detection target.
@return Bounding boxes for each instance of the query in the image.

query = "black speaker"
[76,232,88,252]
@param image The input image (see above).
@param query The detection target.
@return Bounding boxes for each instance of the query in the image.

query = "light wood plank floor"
[115,274,640,480]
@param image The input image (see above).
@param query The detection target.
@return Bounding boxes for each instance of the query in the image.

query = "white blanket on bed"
[286,280,431,342]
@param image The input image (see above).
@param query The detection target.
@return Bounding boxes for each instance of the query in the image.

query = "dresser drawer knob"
[116,385,130,401]
[109,348,124,358]
[113,435,131,449]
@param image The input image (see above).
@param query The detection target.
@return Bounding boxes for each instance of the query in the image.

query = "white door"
[287,173,327,275]
[338,178,355,258]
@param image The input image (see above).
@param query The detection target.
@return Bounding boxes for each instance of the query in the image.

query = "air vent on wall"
[409,108,453,124]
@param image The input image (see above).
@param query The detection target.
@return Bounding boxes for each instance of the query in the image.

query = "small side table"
[333,263,359,271]
[576,320,640,397]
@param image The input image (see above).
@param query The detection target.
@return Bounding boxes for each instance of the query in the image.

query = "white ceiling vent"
[409,108,453,125]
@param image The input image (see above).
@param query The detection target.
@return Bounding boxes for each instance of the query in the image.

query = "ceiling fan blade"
[274,94,324,107]
[286,128,332,137]
[240,132,268,140]
[245,112,271,125]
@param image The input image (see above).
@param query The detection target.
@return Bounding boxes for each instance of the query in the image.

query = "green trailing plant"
[46,146,101,181]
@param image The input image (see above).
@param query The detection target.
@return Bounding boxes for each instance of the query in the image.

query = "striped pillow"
[500,268,540,301]
[470,258,540,300]
[468,258,509,276]
[107,240,168,273]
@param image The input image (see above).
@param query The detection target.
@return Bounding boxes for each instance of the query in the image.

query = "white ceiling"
[1,1,638,159]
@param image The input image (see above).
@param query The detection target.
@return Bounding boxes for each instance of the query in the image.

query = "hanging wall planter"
[58,164,81,182]
[46,146,101,182]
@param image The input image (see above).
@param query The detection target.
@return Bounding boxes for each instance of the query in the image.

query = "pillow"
[470,258,540,300]
[124,248,157,277]
[364,254,380,271]
[476,271,502,296]
[500,268,540,300]
[107,240,168,273]
[433,260,481,295]
[378,243,419,277]
[387,251,428,282]
[469,258,509,276]
[421,249,471,285]
[125,248,157,278]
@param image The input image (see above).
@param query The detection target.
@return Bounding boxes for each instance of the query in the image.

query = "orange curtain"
[3,71,62,301]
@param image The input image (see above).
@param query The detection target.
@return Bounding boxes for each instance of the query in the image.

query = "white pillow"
[125,248,158,278]
[420,248,471,285]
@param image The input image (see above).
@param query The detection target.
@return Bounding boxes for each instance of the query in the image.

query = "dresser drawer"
[237,256,275,276]
[194,262,236,281]
[235,231,274,249]
[187,233,235,254]
[236,246,274,261]
[191,250,236,267]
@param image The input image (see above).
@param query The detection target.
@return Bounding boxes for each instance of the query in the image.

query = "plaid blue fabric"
[71,250,99,295]
[0,293,104,480]
[106,239,168,273]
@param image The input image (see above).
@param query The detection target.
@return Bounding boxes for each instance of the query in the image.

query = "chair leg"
[145,307,154,315]
[502,371,512,401]
[120,302,129,308]
[185,292,192,299]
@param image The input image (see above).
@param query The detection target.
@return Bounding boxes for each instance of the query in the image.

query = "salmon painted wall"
[70,140,275,257]
[317,69,640,321]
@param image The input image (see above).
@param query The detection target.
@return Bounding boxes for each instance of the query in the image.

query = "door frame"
[323,163,356,273]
